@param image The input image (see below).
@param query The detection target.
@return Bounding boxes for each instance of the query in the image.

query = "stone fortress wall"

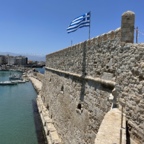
[41,11,144,144]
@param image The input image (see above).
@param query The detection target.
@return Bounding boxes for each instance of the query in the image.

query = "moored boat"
[0,81,18,85]
[9,73,22,80]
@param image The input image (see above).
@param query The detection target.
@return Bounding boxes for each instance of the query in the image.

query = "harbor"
[0,70,30,85]
[0,70,46,144]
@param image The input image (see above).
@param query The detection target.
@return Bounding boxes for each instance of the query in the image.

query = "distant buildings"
[8,55,28,65]
[0,55,4,65]
[0,55,28,66]
[8,56,15,65]
[15,56,28,66]
[0,55,7,65]
[0,54,45,67]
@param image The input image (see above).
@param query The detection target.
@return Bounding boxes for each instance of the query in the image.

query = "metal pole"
[121,106,123,128]
[120,105,123,144]
[89,12,91,40]
[120,129,122,144]
[89,25,90,40]
[136,27,138,43]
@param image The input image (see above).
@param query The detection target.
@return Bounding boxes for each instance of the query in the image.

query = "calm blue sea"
[0,71,45,144]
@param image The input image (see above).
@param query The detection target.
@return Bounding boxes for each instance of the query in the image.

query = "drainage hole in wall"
[77,103,82,110]
[47,105,49,110]
[61,85,64,93]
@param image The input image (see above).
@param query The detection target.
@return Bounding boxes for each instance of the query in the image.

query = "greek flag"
[67,12,91,33]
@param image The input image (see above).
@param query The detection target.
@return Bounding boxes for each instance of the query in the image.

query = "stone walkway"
[29,76,42,92]
[95,108,126,144]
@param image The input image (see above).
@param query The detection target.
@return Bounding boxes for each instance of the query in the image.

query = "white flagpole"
[71,40,73,46]
[89,11,91,40]
[136,27,138,43]
[89,25,90,39]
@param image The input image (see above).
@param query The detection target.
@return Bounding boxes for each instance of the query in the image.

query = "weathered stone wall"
[41,11,144,144]
[46,28,121,77]
[41,28,121,144]
[33,72,44,82]
[116,43,144,144]
[42,70,115,144]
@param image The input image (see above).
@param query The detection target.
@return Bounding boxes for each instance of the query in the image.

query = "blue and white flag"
[67,12,91,33]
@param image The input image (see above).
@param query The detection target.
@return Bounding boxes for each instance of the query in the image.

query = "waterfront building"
[0,55,4,65]
[8,55,16,65]
[15,56,28,66]
[0,55,8,65]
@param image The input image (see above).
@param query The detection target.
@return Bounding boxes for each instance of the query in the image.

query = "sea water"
[35,68,45,74]
[0,71,45,144]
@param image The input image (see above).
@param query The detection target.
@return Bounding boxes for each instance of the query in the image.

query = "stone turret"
[121,11,135,43]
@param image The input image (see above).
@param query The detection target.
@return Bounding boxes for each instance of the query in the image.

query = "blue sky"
[0,0,143,56]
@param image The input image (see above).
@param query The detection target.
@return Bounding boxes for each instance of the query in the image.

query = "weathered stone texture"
[121,11,135,43]
[116,44,144,144]
[33,72,44,82]
[41,11,144,144]
[43,40,144,144]
[42,29,120,144]
[46,29,121,77]
[42,70,113,144]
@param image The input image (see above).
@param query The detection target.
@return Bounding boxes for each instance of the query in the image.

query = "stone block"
[46,123,56,132]
[102,34,108,41]
[109,94,114,101]
[46,136,52,144]
[40,113,45,125]
[50,131,61,144]
[110,31,115,40]
[97,36,102,43]
[121,11,135,43]
[44,126,48,135]
[101,72,113,81]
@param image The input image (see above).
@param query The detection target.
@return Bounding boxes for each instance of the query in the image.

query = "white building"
[8,56,16,65]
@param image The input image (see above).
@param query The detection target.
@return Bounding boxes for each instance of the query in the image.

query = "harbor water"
[35,68,45,74]
[0,71,45,144]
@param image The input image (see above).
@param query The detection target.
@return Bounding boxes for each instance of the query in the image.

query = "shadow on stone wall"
[80,41,87,102]
[32,100,47,144]
[126,121,131,144]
